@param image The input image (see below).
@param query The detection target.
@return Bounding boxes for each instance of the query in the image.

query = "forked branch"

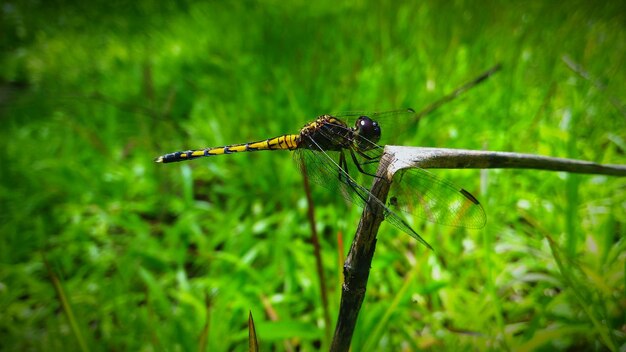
[330,146,625,352]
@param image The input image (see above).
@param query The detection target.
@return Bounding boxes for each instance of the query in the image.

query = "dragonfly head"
[353,116,381,150]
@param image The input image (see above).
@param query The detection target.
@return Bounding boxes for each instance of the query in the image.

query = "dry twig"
[330,146,625,351]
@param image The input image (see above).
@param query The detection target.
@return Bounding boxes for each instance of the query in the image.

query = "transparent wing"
[388,167,487,228]
[334,108,417,127]
[314,121,486,229]
[333,108,415,117]
[293,140,434,249]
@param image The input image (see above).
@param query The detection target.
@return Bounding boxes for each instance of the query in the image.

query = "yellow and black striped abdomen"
[155,134,300,163]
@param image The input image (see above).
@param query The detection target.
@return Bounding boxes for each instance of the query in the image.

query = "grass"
[1,0,625,350]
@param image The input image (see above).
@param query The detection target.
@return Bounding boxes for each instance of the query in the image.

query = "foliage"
[1,0,624,350]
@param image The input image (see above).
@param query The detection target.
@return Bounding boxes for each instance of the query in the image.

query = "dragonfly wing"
[334,108,419,138]
[319,127,486,229]
[293,144,433,249]
[293,148,371,208]
[388,166,487,229]
[334,108,416,124]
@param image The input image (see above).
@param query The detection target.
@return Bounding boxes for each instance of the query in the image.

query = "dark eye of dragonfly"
[353,116,381,150]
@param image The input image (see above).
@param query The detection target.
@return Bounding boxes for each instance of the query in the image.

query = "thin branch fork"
[330,146,625,352]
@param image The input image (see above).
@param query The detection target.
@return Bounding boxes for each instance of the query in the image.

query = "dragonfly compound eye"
[354,116,381,149]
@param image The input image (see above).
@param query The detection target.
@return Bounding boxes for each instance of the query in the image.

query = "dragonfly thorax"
[352,116,381,151]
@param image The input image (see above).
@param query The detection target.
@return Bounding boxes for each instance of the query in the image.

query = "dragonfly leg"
[349,148,380,178]
[356,149,378,160]
[336,150,372,203]
[338,151,351,183]
[355,149,385,168]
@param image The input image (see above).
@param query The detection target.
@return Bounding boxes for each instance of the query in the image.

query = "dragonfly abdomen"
[155,134,300,163]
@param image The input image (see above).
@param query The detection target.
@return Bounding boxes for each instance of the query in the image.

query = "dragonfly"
[155,108,486,249]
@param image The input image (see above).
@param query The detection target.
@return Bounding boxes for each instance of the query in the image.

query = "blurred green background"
[1,0,625,350]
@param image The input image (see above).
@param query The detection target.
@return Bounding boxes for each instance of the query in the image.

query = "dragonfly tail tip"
[154,156,164,163]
